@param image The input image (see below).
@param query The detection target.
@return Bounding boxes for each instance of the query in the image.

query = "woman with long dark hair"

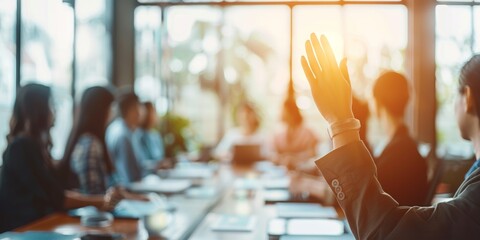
[60,86,116,194]
[0,84,121,232]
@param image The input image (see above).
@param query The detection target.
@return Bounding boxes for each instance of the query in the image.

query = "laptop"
[232,144,264,165]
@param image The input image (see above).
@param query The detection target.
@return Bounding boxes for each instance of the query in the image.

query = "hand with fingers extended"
[301,33,354,125]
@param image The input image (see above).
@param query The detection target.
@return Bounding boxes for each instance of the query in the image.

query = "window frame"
[8,0,474,160]
[135,0,414,146]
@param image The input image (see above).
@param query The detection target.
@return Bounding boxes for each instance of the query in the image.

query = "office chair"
[423,159,444,206]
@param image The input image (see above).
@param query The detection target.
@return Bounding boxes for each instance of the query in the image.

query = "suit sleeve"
[315,141,480,239]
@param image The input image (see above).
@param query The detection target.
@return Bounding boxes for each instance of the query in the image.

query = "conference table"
[14,162,350,240]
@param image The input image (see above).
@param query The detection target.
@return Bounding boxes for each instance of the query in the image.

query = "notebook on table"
[264,189,323,204]
[268,218,349,238]
[69,199,175,219]
[128,179,192,194]
[210,214,256,232]
[275,203,337,219]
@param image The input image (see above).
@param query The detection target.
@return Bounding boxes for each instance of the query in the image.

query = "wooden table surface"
[14,164,348,240]
[16,213,142,238]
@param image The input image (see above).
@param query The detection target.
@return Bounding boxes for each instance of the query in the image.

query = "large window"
[135,6,164,105]
[0,0,112,161]
[223,6,290,136]
[75,0,112,97]
[293,5,407,146]
[4,0,479,161]
[135,2,408,152]
[164,6,223,146]
[0,0,16,154]
[21,0,74,159]
[436,2,480,158]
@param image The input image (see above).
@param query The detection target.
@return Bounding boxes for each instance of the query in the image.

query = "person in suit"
[301,34,480,239]
[0,84,122,232]
[370,71,428,206]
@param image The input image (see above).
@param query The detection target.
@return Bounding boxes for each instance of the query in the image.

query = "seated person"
[272,94,318,168]
[0,84,122,232]
[370,71,428,206]
[214,102,269,161]
[106,91,144,185]
[59,87,116,194]
[134,101,170,172]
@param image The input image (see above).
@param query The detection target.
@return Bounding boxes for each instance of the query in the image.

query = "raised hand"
[301,34,354,125]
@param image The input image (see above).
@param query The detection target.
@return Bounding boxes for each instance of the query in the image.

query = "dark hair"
[283,97,303,126]
[61,87,115,176]
[140,101,155,129]
[372,71,410,118]
[459,55,480,119]
[8,83,52,150]
[117,91,139,118]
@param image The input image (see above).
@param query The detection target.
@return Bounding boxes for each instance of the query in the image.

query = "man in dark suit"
[372,72,428,206]
[301,34,480,239]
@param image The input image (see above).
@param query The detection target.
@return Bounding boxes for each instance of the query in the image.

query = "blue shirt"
[465,159,480,180]
[106,119,143,185]
[134,128,165,173]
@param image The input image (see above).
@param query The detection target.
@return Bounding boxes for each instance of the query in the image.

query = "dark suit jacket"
[0,136,64,232]
[316,141,480,239]
[375,125,428,206]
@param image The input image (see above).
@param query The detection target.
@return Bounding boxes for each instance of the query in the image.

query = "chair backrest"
[424,159,444,206]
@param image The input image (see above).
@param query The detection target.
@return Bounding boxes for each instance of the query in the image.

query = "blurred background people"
[214,102,269,161]
[60,86,116,194]
[106,91,144,185]
[272,93,318,169]
[135,101,171,172]
[370,71,428,206]
[0,84,122,232]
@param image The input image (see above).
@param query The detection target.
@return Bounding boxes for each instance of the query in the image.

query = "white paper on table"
[276,203,337,218]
